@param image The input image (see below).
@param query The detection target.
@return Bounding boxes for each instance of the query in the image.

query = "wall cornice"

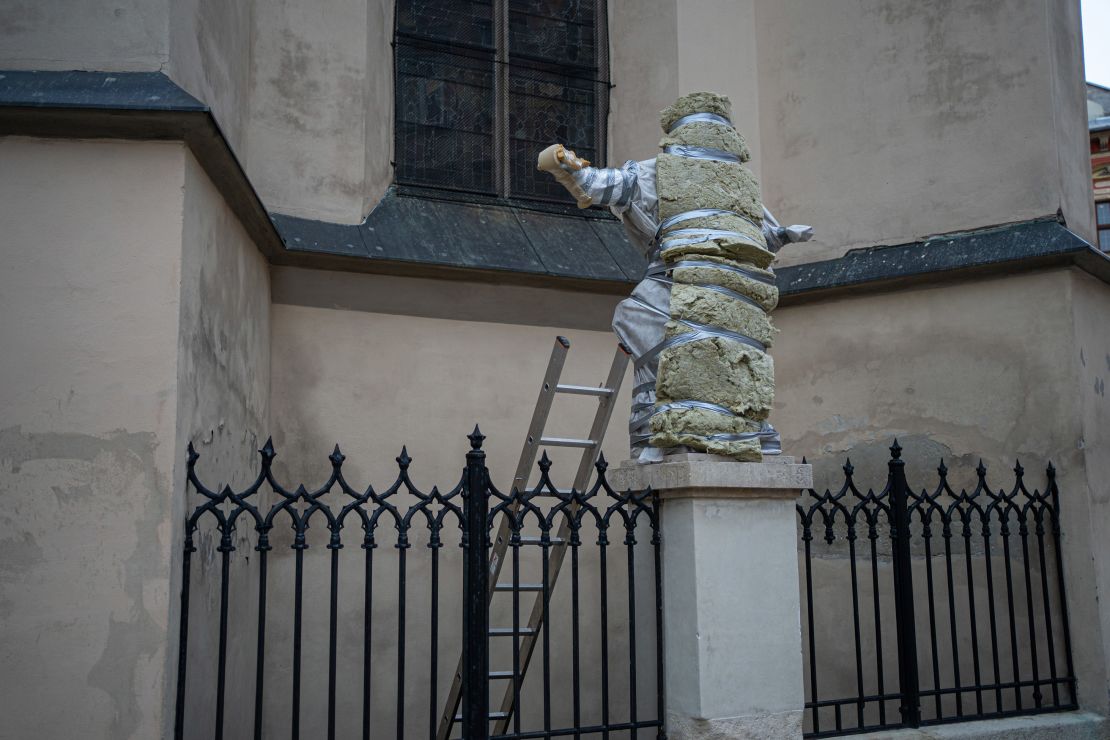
[3,69,1107,304]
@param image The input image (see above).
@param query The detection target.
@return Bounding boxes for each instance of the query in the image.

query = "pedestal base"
[609,455,813,740]
[667,709,804,740]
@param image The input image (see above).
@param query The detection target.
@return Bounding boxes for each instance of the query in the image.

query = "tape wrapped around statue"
[667,283,776,347]
[659,92,740,138]
[653,326,775,420]
[670,256,779,311]
[659,122,750,161]
[658,220,773,269]
[648,404,765,461]
[656,153,764,226]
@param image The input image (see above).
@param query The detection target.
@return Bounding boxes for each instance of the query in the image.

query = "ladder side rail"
[436,337,570,740]
[491,345,631,734]
[488,336,572,591]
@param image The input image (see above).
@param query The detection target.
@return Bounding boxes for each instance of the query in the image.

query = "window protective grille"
[394,0,610,202]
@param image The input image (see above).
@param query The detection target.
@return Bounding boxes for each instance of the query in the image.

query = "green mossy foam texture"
[660,92,740,143]
[659,122,750,161]
[671,256,779,311]
[656,153,763,225]
[650,406,764,461]
[668,284,776,347]
[650,91,778,461]
[654,328,775,420]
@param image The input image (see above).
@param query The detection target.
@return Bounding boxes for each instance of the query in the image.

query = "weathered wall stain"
[0,529,45,571]
[0,424,168,739]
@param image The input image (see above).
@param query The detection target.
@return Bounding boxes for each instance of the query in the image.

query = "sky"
[1085,0,1110,87]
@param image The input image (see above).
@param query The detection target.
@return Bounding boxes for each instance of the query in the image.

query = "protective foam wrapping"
[649,406,764,461]
[654,327,775,420]
[667,283,776,347]
[659,122,750,160]
[671,256,779,311]
[645,91,782,461]
[660,92,738,137]
[656,153,764,225]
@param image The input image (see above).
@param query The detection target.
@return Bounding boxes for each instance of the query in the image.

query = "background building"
[1,2,1109,739]
[1089,81,1110,248]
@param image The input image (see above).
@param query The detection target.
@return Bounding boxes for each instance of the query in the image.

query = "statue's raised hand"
[536,144,593,208]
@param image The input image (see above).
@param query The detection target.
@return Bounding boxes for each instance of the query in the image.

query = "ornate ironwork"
[174,427,662,740]
[797,442,1076,737]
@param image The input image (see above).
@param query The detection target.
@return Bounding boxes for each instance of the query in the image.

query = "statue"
[538,92,812,463]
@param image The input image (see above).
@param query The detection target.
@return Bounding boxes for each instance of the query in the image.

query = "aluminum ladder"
[437,336,631,740]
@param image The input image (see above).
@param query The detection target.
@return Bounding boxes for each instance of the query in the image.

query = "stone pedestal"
[610,453,812,739]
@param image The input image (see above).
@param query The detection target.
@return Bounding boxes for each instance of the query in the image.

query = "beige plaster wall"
[607,0,678,169]
[264,287,659,735]
[3,0,1091,252]
[608,0,760,176]
[176,151,272,739]
[260,265,1110,729]
[268,299,634,519]
[0,137,272,739]
[756,0,1095,267]
[0,137,186,740]
[363,0,395,217]
[168,0,253,152]
[774,270,1080,477]
[675,0,762,182]
[243,0,385,223]
[0,0,169,71]
[1066,268,1110,712]
[772,269,1107,714]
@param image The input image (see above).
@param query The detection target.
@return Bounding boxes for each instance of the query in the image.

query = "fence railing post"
[462,426,491,740]
[890,440,921,727]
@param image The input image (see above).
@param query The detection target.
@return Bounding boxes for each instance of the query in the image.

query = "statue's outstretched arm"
[762,206,814,253]
[536,144,639,211]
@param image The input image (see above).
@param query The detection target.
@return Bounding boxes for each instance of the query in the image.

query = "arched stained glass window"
[394,0,609,202]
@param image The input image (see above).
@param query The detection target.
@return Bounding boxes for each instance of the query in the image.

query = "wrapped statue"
[538,91,812,463]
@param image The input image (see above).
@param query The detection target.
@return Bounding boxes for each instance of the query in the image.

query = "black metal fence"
[797,442,1076,737]
[174,427,663,740]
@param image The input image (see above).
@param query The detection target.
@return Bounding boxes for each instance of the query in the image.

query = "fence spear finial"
[595,450,608,472]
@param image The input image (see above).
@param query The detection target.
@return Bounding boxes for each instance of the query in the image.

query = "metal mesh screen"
[394,43,497,193]
[396,0,495,47]
[507,65,598,200]
[394,0,609,201]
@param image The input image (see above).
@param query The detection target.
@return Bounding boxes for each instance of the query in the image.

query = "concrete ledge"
[610,456,812,498]
[668,708,804,739]
[855,711,1107,739]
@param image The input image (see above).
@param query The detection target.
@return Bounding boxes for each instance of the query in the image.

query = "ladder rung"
[490,627,537,636]
[539,436,597,448]
[438,342,631,740]
[517,488,575,498]
[495,582,543,591]
[555,384,614,397]
[453,711,510,723]
[519,535,565,545]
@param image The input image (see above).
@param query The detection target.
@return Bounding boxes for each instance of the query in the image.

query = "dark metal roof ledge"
[2,69,1107,301]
